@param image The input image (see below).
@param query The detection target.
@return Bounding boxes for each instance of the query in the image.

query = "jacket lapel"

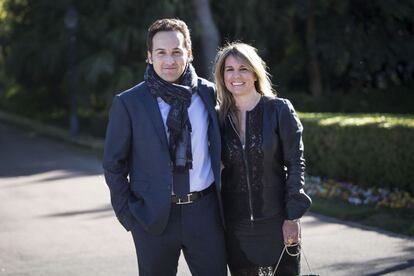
[197,84,218,125]
[141,84,169,150]
[197,81,221,153]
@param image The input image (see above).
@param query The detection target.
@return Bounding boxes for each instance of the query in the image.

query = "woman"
[214,42,312,276]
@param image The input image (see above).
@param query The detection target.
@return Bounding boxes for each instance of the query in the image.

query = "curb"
[0,110,104,151]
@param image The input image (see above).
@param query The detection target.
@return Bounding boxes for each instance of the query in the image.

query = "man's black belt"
[172,183,215,205]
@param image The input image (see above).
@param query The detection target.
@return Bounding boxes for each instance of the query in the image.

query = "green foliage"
[211,0,414,97]
[300,113,414,193]
[0,0,413,129]
[285,86,414,114]
[0,0,196,129]
[313,1,414,91]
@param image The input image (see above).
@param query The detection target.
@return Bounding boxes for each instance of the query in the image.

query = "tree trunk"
[306,1,323,96]
[191,0,220,78]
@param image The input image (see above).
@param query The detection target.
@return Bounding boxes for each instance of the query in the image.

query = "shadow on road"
[325,256,414,276]
[306,212,414,240]
[366,259,414,276]
[42,204,113,218]
[0,123,102,177]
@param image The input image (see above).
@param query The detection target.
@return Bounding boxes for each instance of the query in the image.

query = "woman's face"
[223,55,257,97]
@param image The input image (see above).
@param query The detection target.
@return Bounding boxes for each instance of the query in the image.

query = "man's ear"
[147,51,152,64]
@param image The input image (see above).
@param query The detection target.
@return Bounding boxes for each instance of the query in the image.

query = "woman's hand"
[282,220,300,245]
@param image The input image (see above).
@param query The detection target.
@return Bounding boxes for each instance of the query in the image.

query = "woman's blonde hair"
[213,42,275,125]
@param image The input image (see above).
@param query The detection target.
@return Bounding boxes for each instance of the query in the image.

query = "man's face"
[147,31,192,83]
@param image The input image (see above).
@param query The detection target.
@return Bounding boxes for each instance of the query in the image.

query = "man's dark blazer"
[103,78,223,235]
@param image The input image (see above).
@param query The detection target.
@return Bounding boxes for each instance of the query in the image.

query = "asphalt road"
[0,122,413,275]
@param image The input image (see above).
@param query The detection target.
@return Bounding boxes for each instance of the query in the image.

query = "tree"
[305,0,323,96]
[211,0,414,99]
[191,0,220,77]
[0,0,200,134]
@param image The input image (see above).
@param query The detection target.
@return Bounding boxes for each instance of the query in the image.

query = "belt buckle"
[176,193,193,205]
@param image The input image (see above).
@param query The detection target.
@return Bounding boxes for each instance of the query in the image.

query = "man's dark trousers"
[131,189,226,276]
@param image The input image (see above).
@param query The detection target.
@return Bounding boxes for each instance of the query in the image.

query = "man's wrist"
[286,218,300,223]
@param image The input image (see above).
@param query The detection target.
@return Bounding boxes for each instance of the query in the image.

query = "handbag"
[272,242,319,276]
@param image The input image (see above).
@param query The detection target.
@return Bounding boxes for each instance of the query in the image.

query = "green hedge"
[300,113,414,194]
[285,87,414,114]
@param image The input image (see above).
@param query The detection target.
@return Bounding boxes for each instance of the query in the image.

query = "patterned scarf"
[144,63,198,171]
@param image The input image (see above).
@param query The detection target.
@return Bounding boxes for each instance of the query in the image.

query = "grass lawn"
[311,196,414,236]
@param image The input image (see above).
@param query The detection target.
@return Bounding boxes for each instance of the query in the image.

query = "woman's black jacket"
[221,96,312,222]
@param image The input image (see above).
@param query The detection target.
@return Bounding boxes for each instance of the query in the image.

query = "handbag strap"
[272,242,315,276]
[272,244,288,276]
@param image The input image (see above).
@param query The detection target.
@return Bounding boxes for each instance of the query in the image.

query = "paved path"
[0,122,413,275]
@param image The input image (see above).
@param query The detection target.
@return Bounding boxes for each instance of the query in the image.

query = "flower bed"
[305,175,414,209]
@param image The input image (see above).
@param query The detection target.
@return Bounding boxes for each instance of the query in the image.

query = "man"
[103,18,227,276]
